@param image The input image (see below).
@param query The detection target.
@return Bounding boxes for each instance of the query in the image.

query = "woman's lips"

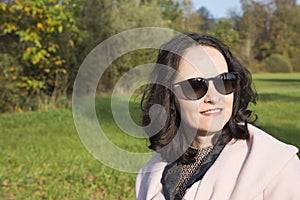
[200,108,222,116]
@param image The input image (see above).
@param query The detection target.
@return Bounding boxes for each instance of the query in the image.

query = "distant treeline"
[1,0,299,112]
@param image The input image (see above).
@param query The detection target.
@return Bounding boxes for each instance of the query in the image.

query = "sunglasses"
[173,72,238,100]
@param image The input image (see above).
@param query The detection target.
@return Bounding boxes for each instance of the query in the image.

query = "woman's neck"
[191,130,222,149]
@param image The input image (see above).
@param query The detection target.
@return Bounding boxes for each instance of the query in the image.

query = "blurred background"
[1,0,300,112]
[1,0,300,199]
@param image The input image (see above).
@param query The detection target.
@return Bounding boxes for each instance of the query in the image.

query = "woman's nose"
[203,81,220,104]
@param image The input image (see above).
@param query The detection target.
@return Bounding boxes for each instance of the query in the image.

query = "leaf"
[68,40,74,48]
[59,69,67,74]
[24,6,30,13]
[54,4,61,10]
[3,23,18,33]
[58,26,63,33]
[37,22,44,30]
[0,2,7,11]
[54,60,63,66]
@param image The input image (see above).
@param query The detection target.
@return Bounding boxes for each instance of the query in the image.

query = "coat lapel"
[185,139,248,199]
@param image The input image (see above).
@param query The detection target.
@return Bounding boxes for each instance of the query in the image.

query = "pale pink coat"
[135,124,300,199]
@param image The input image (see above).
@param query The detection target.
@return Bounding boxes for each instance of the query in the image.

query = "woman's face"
[173,45,234,133]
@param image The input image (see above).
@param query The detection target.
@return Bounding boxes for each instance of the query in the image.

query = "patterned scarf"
[161,137,228,200]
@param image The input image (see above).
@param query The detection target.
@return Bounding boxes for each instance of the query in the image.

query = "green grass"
[0,109,138,199]
[252,73,300,149]
[1,73,300,199]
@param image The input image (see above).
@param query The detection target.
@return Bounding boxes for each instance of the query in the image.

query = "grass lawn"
[252,73,300,149]
[0,109,137,199]
[1,73,300,199]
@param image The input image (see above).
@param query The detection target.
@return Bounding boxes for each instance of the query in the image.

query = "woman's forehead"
[176,45,228,79]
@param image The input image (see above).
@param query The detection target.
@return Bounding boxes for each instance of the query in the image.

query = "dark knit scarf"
[161,137,229,200]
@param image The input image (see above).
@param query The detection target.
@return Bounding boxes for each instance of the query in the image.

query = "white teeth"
[203,109,221,114]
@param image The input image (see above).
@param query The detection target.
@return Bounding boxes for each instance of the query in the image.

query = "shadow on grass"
[95,96,142,124]
[95,96,114,121]
[255,79,300,83]
[258,93,300,102]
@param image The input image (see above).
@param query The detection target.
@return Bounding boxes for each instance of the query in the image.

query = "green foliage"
[157,0,184,31]
[212,19,239,48]
[0,54,22,112]
[98,49,158,93]
[259,54,293,73]
[196,6,215,33]
[109,0,166,33]
[78,0,167,93]
[77,0,167,54]
[237,0,300,72]
[0,0,84,112]
[184,12,204,33]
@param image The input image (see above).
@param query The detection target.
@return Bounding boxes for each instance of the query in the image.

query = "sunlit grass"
[0,110,136,199]
[252,73,300,150]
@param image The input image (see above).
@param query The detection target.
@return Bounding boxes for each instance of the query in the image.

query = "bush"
[291,54,300,72]
[0,54,22,113]
[260,54,293,73]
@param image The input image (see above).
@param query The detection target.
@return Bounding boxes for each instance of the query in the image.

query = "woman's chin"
[182,123,223,136]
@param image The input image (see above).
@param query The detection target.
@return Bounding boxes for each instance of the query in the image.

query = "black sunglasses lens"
[181,79,208,100]
[175,72,238,100]
[214,73,238,95]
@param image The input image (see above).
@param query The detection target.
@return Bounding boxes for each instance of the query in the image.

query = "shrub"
[0,54,22,113]
[260,54,293,73]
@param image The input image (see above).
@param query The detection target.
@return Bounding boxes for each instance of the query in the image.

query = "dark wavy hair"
[141,33,257,164]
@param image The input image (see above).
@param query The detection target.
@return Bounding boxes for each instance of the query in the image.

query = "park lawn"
[0,109,139,199]
[0,73,300,199]
[252,73,300,149]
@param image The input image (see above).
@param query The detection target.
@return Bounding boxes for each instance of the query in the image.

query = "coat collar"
[135,124,299,200]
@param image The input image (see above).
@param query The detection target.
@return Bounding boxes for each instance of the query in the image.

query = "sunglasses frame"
[172,72,239,100]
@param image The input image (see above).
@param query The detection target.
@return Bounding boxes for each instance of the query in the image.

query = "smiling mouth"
[200,108,222,115]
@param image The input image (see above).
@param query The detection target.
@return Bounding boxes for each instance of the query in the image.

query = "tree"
[0,0,84,111]
[100,0,167,92]
[156,0,185,31]
[77,0,168,93]
[268,0,300,71]
[213,19,239,48]
[236,0,272,70]
[196,6,215,33]
[237,0,256,68]
[184,12,203,33]
[178,0,204,32]
[237,0,300,72]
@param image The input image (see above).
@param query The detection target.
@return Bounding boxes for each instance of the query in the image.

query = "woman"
[135,33,300,200]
